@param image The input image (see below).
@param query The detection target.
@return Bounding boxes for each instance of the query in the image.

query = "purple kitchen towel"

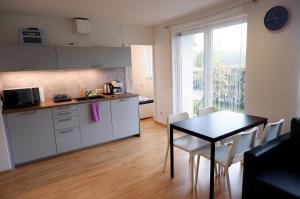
[96,103,102,122]
[90,102,101,122]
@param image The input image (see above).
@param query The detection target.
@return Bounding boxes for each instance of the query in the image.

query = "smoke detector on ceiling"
[74,18,91,34]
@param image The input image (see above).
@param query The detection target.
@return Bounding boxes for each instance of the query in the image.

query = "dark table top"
[171,111,267,142]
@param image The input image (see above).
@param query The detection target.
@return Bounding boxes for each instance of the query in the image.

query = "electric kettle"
[103,83,114,94]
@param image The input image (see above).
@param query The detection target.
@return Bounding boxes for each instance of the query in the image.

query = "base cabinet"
[6,109,57,165]
[55,127,82,153]
[78,101,113,147]
[5,96,139,165]
[111,97,140,139]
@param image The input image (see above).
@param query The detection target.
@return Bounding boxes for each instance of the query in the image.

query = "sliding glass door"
[174,16,247,116]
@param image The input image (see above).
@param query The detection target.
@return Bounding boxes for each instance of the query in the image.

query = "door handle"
[58,117,73,122]
[22,66,38,71]
[20,110,37,115]
[119,98,129,102]
[57,106,71,110]
[57,112,72,116]
[59,128,74,134]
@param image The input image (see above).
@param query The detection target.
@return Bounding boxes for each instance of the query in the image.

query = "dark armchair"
[242,118,300,199]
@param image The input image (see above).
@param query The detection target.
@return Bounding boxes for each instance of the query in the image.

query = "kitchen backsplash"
[0,68,125,100]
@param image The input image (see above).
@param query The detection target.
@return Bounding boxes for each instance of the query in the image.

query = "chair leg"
[240,159,244,166]
[189,154,195,188]
[219,165,223,175]
[225,167,232,199]
[163,143,169,172]
[195,155,200,187]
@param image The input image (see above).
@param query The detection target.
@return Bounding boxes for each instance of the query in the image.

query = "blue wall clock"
[264,6,289,31]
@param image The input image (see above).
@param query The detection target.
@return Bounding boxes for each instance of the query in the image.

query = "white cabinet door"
[56,46,132,69]
[6,109,57,165]
[52,105,82,153]
[0,45,58,71]
[56,46,102,69]
[95,46,132,68]
[78,101,113,147]
[55,127,82,153]
[111,97,140,139]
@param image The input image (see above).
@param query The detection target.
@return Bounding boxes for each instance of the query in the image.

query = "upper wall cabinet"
[56,46,100,69]
[56,46,131,69]
[0,45,58,72]
[96,46,132,68]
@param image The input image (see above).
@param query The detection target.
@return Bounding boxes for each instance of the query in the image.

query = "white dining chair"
[257,119,284,146]
[195,127,259,199]
[197,106,217,116]
[163,111,211,188]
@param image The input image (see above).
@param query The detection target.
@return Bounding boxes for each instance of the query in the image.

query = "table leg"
[210,142,215,199]
[170,125,174,178]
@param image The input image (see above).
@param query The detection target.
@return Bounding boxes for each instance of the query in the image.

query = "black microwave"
[1,88,41,108]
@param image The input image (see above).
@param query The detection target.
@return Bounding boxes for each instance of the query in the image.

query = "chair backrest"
[197,107,217,116]
[261,119,285,144]
[167,112,189,140]
[227,127,258,166]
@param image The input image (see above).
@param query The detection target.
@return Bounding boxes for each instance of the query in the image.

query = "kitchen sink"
[74,95,105,101]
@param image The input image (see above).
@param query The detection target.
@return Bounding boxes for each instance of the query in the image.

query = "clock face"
[264,6,289,31]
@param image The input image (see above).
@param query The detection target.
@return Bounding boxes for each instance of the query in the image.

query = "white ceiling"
[0,0,233,26]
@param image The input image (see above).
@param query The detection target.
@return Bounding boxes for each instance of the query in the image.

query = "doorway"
[131,45,155,119]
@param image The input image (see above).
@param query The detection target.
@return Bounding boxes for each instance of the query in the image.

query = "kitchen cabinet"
[0,45,58,71]
[78,101,113,147]
[53,105,82,153]
[56,46,131,69]
[55,127,82,153]
[0,45,131,71]
[53,115,80,130]
[4,95,140,166]
[95,46,131,68]
[56,46,100,69]
[6,109,57,165]
[111,97,140,139]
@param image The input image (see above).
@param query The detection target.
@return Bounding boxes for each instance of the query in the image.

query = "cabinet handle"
[57,112,72,116]
[59,128,74,134]
[58,117,73,122]
[91,65,102,68]
[57,106,71,110]
[20,110,37,115]
[22,66,38,71]
[119,98,129,102]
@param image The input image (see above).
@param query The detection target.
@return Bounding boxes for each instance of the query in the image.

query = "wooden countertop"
[2,93,139,114]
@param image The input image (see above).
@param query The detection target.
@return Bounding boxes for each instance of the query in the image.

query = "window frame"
[172,15,247,115]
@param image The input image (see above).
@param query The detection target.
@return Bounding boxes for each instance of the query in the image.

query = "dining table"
[169,111,268,199]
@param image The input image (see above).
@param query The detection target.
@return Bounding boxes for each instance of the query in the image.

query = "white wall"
[153,0,300,129]
[245,0,300,132]
[0,13,153,46]
[153,25,173,124]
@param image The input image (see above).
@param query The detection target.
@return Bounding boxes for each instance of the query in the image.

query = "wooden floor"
[0,118,243,199]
